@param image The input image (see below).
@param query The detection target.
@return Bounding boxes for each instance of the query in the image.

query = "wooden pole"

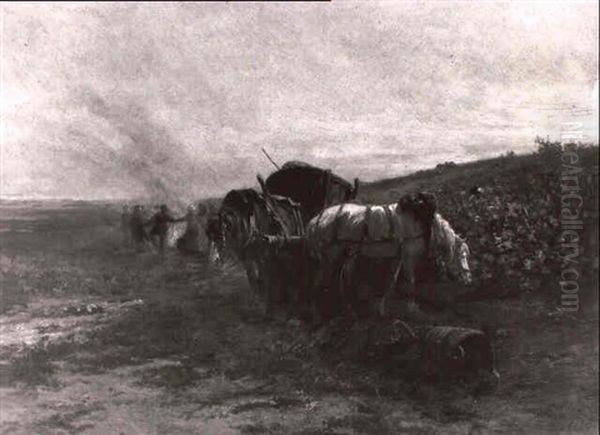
[261,148,281,170]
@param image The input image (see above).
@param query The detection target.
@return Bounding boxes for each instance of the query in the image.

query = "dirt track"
[0,201,598,434]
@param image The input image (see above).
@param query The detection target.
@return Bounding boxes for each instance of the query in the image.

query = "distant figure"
[147,204,182,254]
[130,205,149,251]
[176,205,200,255]
[175,202,211,256]
[121,205,132,248]
[205,212,223,265]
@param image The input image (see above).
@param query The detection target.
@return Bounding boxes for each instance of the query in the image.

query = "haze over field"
[1,2,598,201]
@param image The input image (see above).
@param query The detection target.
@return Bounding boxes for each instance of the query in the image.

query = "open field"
[0,148,598,434]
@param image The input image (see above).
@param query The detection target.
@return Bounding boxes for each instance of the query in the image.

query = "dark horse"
[265,161,359,223]
[208,187,306,310]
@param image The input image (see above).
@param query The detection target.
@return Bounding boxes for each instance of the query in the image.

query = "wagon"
[264,161,359,224]
[238,162,358,316]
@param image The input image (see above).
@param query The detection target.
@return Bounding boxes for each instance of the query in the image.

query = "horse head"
[214,189,260,258]
[449,236,472,285]
[431,214,472,285]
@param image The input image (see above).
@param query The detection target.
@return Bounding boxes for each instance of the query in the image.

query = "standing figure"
[130,205,149,251]
[121,205,132,248]
[205,212,223,265]
[176,205,200,255]
[147,204,182,254]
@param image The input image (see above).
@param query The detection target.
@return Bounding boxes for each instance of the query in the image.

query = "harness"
[326,204,424,249]
[233,193,304,258]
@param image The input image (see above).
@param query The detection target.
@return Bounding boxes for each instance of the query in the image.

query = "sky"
[1,2,598,202]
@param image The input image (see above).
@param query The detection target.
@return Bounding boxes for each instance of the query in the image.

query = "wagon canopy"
[265,161,358,222]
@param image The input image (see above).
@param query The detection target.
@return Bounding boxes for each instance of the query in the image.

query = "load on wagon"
[264,161,359,223]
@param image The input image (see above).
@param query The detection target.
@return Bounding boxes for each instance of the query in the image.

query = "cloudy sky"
[1,2,598,201]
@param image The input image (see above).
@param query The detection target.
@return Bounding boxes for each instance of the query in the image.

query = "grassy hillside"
[359,142,599,303]
[0,143,598,434]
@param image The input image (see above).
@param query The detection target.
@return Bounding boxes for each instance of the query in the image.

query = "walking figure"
[147,204,183,254]
[176,205,200,255]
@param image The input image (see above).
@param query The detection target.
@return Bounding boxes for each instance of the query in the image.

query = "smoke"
[1,2,597,200]
[67,87,205,209]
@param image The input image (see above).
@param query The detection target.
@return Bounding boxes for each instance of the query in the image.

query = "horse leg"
[279,255,290,316]
[308,254,325,323]
[340,249,359,319]
[290,245,309,319]
[276,254,293,319]
[332,247,353,318]
[245,255,269,315]
[263,258,276,316]
[401,256,432,322]
[317,246,342,322]
[338,254,349,317]
[320,254,336,321]
[305,255,323,322]
[244,259,260,296]
[295,247,311,320]
[292,248,307,320]
[378,257,403,317]
[307,253,326,323]
[264,251,286,319]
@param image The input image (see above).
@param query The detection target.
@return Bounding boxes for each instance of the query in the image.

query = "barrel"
[422,326,499,391]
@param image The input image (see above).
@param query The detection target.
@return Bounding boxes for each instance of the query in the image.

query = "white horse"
[430,213,472,285]
[305,194,471,319]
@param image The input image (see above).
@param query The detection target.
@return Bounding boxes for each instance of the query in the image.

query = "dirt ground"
[0,200,598,434]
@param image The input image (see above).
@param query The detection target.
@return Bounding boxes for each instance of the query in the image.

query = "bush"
[431,141,598,297]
